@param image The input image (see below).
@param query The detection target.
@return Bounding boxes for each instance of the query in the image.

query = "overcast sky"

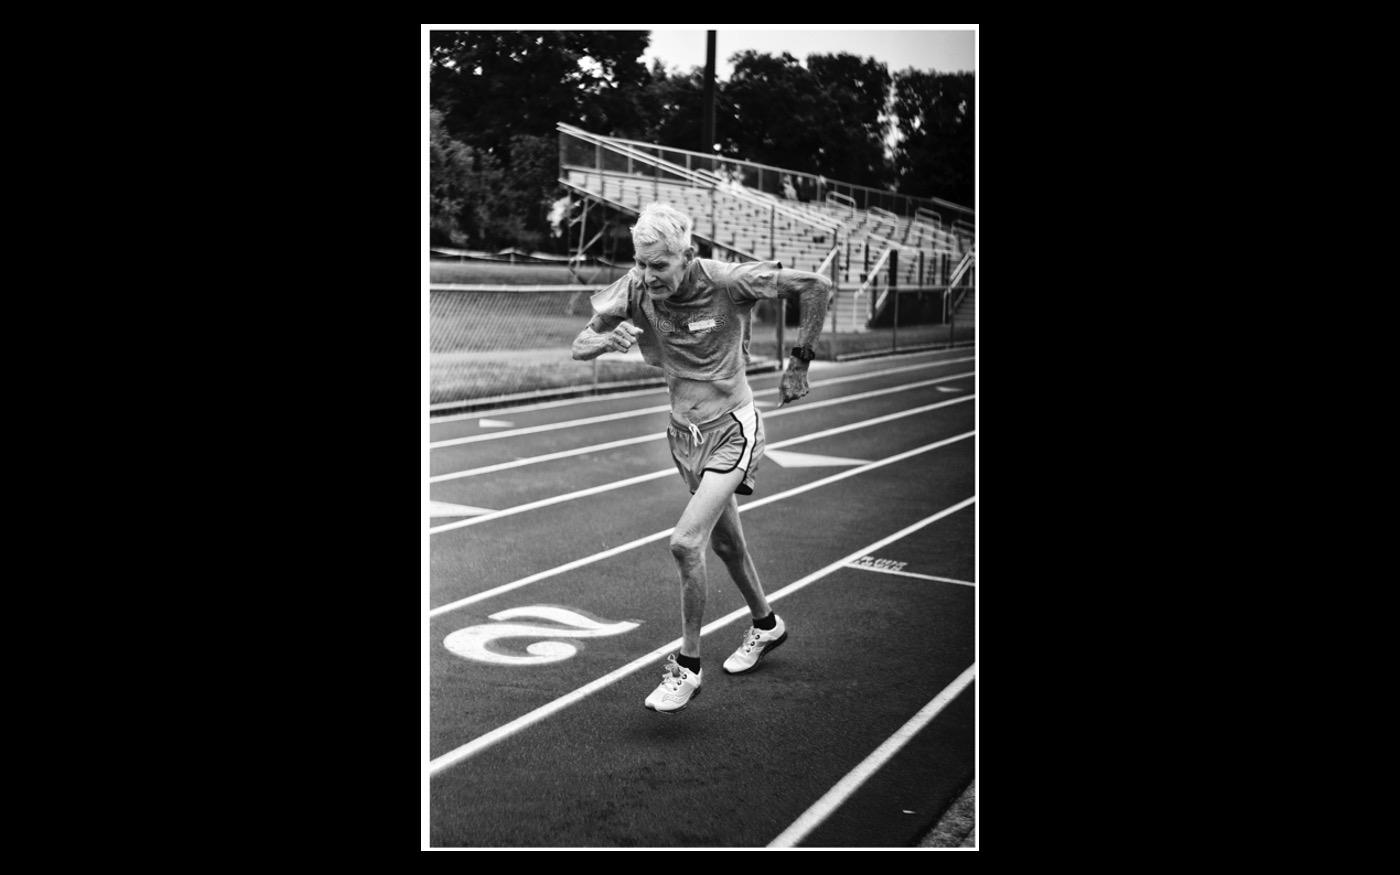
[640,26,975,80]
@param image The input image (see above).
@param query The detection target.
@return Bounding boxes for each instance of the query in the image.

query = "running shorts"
[666,402,765,496]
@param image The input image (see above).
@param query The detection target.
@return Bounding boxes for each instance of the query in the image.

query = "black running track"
[428,347,976,848]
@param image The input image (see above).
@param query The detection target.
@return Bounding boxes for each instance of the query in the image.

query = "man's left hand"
[778,366,810,406]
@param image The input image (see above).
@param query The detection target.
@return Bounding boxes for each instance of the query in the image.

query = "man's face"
[633,240,693,301]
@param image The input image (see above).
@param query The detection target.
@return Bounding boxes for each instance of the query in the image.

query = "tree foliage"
[805,53,893,188]
[891,70,974,205]
[638,60,710,154]
[429,109,527,248]
[430,31,653,150]
[429,31,654,250]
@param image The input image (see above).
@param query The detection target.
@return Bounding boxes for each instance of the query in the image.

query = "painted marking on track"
[477,418,514,428]
[767,663,977,848]
[429,356,976,448]
[429,395,973,534]
[765,450,870,468]
[844,564,976,587]
[442,606,639,666]
[936,386,963,392]
[429,501,495,518]
[428,431,975,618]
[429,370,973,483]
[850,556,908,571]
[428,497,976,775]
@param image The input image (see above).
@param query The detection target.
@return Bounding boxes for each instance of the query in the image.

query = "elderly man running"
[572,202,831,714]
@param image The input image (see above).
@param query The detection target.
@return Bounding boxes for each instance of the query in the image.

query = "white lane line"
[428,395,974,534]
[428,431,975,617]
[429,501,495,518]
[432,403,671,449]
[427,348,969,425]
[431,385,669,423]
[432,432,664,482]
[429,370,975,483]
[429,497,976,776]
[765,450,868,468]
[767,663,977,848]
[843,565,976,586]
[429,356,976,448]
[430,470,674,534]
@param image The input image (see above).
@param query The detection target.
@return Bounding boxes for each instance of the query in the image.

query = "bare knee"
[670,531,706,566]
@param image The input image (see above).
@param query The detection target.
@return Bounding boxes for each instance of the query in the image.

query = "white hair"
[630,202,693,254]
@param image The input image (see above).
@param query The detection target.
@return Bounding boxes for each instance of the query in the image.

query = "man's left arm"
[775,269,832,405]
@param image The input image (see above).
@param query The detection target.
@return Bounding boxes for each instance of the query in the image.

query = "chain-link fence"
[816,286,975,360]
[432,286,612,408]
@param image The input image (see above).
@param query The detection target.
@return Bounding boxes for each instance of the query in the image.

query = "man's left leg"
[711,497,788,674]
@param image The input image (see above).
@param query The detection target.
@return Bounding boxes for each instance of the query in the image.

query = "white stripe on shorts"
[732,402,758,472]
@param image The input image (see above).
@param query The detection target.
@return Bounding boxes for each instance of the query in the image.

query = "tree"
[430,109,529,249]
[721,52,823,179]
[430,31,652,153]
[429,31,655,250]
[715,51,893,190]
[429,109,472,246]
[891,70,974,206]
[806,53,893,188]
[637,60,709,154]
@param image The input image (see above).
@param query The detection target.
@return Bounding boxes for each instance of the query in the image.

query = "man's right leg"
[669,467,748,658]
[645,466,746,714]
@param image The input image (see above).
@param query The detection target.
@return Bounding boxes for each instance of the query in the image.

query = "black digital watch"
[789,344,816,363]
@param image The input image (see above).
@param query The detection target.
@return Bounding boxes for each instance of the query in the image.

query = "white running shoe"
[722,615,788,674]
[644,654,703,714]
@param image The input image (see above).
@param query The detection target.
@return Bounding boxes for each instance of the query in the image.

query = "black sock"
[753,612,777,631]
[676,653,701,673]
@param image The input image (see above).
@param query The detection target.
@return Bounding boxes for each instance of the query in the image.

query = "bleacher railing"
[855,247,896,324]
[947,249,976,311]
[825,192,857,220]
[915,207,943,230]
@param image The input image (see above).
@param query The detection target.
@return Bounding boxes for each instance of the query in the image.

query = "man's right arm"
[572,314,644,361]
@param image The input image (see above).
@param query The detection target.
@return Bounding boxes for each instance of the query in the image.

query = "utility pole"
[701,31,716,154]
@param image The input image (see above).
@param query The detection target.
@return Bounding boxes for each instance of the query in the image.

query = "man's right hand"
[607,322,644,352]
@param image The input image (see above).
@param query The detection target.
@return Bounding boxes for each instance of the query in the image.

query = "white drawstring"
[688,422,702,445]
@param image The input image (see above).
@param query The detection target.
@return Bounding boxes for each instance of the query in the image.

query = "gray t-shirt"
[590,258,785,381]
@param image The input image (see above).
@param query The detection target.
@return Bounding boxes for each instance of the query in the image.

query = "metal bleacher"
[557,123,974,333]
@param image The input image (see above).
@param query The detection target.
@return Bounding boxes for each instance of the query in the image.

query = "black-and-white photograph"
[425,24,977,850]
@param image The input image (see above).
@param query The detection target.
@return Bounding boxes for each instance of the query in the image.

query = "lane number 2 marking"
[443,605,640,666]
